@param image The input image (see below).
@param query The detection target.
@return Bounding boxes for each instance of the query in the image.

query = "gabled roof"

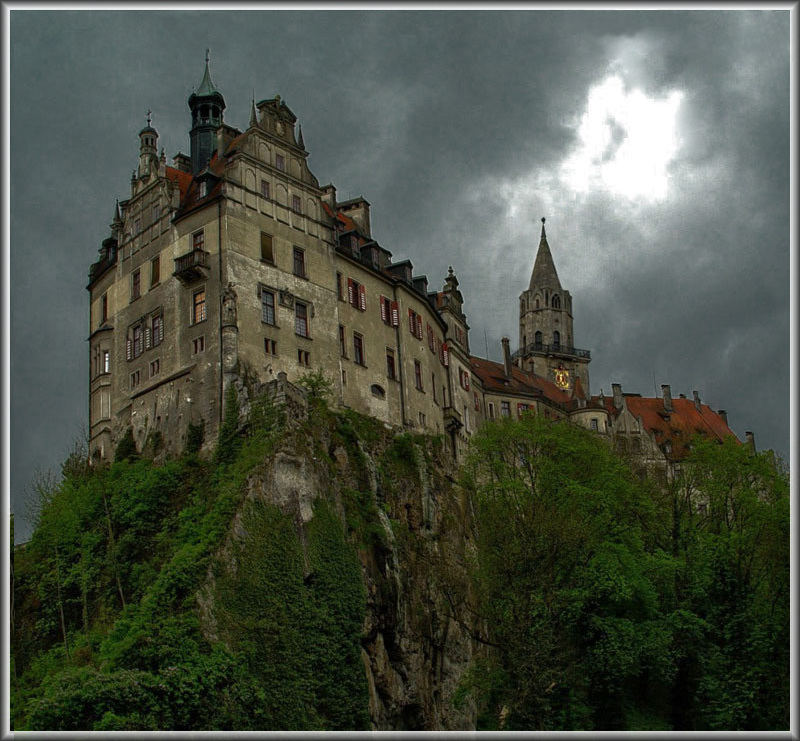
[470,356,572,407]
[165,166,193,201]
[593,392,739,458]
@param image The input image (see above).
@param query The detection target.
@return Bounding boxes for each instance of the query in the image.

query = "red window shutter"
[391,301,399,326]
[465,374,470,391]
[408,308,414,334]
[126,339,132,361]
[380,296,388,323]
[416,315,423,340]
[358,283,366,311]
[442,342,449,366]
[347,278,354,307]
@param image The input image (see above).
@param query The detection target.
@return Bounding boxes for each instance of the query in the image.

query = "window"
[517,403,529,417]
[131,269,141,301]
[552,294,561,309]
[347,278,367,311]
[294,302,309,337]
[103,350,110,374]
[261,289,275,325]
[130,370,140,389]
[193,230,204,251]
[261,232,274,262]
[590,418,599,431]
[101,293,108,324]
[501,401,511,418]
[488,402,495,419]
[371,384,385,399]
[339,325,347,357]
[297,349,310,366]
[432,375,438,405]
[275,153,285,171]
[408,309,423,339]
[419,412,426,427]
[553,330,561,348]
[386,348,396,380]
[342,369,347,386]
[353,333,365,366]
[152,204,161,222]
[150,255,160,287]
[260,179,270,199]
[199,181,208,198]
[100,390,111,420]
[414,360,423,391]
[380,295,393,325]
[264,338,277,355]
[293,247,306,278]
[193,289,206,324]
[292,194,302,213]
[150,358,160,377]
[336,272,344,301]
[193,336,205,354]
[534,331,542,347]
[459,368,470,391]
[133,325,143,357]
[151,313,163,347]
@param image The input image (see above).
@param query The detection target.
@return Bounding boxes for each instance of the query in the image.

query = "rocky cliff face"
[200,410,480,730]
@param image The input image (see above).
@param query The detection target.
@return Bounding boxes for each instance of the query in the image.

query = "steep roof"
[593,393,739,459]
[528,218,563,293]
[470,356,572,407]
[165,166,192,200]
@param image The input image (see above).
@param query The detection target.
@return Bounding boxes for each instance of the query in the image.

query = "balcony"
[512,342,591,362]
[173,249,209,284]
[443,405,463,434]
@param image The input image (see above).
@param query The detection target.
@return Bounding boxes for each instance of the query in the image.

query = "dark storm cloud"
[8,9,790,542]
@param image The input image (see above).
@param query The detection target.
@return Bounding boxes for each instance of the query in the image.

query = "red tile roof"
[165,166,192,200]
[591,392,739,458]
[470,357,572,407]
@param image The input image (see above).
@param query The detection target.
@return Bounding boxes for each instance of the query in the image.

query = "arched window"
[523,334,527,348]
[552,294,561,309]
[535,298,540,309]
[534,331,542,347]
[553,331,561,348]
[370,384,385,399]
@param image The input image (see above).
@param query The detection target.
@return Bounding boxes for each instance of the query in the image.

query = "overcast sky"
[7,8,792,542]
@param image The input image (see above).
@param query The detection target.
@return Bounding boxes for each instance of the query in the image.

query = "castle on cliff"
[87,60,742,470]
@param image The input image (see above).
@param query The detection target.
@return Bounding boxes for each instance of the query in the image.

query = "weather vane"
[146,109,152,127]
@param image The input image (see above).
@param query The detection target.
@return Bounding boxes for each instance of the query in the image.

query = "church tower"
[188,52,226,174]
[517,218,591,398]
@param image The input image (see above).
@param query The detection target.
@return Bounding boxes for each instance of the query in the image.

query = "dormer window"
[199,181,208,198]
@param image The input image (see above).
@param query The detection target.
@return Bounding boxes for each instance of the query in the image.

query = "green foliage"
[296,369,334,413]
[214,384,241,465]
[458,416,789,731]
[184,420,204,455]
[113,428,138,463]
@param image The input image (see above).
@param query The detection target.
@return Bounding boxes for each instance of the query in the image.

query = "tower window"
[553,331,560,348]
[102,350,110,374]
[294,301,309,337]
[193,288,206,324]
[261,232,274,263]
[535,297,540,309]
[293,247,306,278]
[534,331,542,347]
[552,294,561,309]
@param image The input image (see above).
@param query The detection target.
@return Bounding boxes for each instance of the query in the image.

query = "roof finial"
[297,123,305,149]
[249,94,258,129]
[205,48,210,65]
[541,216,547,239]
[146,108,152,127]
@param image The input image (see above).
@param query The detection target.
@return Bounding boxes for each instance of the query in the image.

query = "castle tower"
[137,111,158,178]
[518,218,591,398]
[188,51,226,174]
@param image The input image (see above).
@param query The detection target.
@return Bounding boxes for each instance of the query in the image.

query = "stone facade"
[87,61,740,468]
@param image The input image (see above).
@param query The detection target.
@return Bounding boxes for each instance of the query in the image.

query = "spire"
[196,49,219,96]
[249,96,258,128]
[528,216,563,292]
[297,123,305,149]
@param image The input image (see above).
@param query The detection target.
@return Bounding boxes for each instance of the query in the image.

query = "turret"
[188,51,226,175]
[138,110,158,177]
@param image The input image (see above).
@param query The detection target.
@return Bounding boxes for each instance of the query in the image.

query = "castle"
[87,59,741,470]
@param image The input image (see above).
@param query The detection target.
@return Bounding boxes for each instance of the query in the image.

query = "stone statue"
[222,282,237,326]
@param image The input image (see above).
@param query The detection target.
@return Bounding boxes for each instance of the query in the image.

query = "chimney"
[718,409,728,425]
[320,183,336,208]
[661,384,673,413]
[745,431,756,452]
[501,337,512,379]
[612,383,623,410]
[693,389,701,412]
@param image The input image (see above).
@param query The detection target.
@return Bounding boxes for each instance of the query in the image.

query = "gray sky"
[7,9,792,542]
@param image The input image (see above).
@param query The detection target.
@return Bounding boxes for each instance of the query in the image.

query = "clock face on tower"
[554,367,570,390]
